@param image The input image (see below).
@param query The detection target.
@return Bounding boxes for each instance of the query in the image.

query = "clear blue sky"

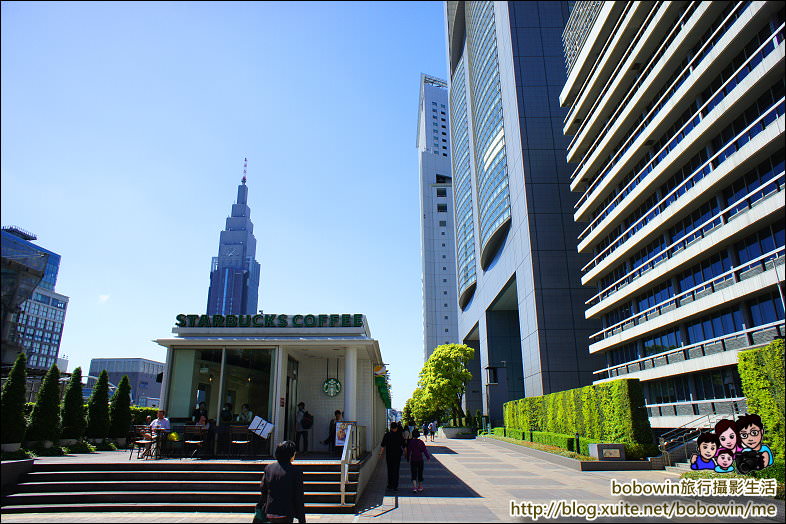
[1,1,448,410]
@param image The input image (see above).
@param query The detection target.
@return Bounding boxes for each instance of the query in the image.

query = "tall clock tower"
[206,160,261,315]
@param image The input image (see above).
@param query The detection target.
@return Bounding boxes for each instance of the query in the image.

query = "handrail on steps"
[339,423,353,506]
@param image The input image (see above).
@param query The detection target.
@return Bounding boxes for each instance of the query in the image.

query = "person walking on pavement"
[406,429,431,493]
[379,422,405,491]
[257,440,306,523]
[428,420,437,441]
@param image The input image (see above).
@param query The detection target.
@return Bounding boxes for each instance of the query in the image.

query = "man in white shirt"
[143,410,170,457]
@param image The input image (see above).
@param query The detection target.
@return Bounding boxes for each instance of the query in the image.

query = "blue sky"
[1,1,449,409]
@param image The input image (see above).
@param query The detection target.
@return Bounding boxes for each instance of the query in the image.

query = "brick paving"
[3,437,783,522]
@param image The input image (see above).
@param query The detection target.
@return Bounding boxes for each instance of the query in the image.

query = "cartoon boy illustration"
[690,432,720,470]
[714,418,742,454]
[714,449,735,473]
[737,413,773,469]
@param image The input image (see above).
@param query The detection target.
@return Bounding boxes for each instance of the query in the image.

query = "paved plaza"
[3,437,783,522]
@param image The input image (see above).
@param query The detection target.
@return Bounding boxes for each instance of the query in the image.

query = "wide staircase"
[2,460,360,514]
[658,413,733,473]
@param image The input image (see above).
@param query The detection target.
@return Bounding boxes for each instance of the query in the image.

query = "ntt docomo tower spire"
[206,158,261,315]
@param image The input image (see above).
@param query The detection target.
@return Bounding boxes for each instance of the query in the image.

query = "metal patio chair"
[228,425,253,458]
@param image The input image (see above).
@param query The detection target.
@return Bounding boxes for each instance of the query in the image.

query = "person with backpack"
[295,402,312,455]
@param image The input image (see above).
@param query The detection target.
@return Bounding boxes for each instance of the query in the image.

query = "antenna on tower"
[242,157,247,184]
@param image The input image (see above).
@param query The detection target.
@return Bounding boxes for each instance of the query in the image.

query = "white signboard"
[249,416,274,439]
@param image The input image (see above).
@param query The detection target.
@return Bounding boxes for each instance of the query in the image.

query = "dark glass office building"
[206,173,261,315]
[445,1,600,424]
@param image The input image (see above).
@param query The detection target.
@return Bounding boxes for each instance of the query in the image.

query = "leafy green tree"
[1,352,29,443]
[417,344,474,425]
[86,370,110,439]
[109,375,132,437]
[60,367,86,440]
[26,363,62,442]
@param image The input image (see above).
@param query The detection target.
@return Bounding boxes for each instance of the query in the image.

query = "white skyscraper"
[418,74,459,360]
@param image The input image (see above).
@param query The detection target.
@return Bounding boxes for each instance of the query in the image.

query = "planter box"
[438,427,473,439]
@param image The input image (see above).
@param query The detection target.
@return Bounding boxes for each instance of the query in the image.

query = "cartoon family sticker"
[690,413,774,474]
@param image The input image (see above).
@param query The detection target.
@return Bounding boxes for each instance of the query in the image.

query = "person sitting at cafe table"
[192,401,209,423]
[143,410,171,456]
[220,402,234,424]
[238,403,254,424]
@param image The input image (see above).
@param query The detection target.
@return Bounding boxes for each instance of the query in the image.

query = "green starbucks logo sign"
[322,378,342,397]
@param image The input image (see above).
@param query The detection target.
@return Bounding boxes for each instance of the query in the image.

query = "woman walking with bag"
[406,429,431,493]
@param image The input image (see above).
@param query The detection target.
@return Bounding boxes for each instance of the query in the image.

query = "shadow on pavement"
[427,445,458,454]
[355,452,482,516]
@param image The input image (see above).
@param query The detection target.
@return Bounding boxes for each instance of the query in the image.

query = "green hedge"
[531,431,575,451]
[738,339,784,460]
[503,378,656,459]
[130,407,159,425]
[492,427,506,437]
[506,428,526,440]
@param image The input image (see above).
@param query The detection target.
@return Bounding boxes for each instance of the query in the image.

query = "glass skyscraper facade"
[561,1,785,429]
[206,175,261,315]
[446,1,600,425]
[418,74,459,360]
[1,227,69,370]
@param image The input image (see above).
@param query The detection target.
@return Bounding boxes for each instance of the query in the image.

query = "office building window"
[437,188,447,197]
[437,204,447,212]
[439,220,447,226]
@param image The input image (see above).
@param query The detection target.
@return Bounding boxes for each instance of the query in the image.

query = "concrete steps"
[2,459,360,514]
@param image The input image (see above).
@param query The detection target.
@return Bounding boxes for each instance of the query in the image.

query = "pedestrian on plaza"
[406,429,431,493]
[428,420,437,442]
[379,422,405,491]
[422,421,429,441]
[257,440,306,523]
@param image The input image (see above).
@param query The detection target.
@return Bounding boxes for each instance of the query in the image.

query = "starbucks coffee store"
[155,313,389,456]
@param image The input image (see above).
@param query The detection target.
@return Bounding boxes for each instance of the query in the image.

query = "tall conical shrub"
[26,363,62,442]
[86,370,110,439]
[109,375,132,437]
[1,352,28,443]
[61,367,86,440]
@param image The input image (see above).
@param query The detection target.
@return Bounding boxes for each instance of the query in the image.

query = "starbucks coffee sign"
[176,313,364,329]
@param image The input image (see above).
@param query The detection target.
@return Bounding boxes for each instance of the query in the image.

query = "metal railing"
[339,423,352,506]
[656,402,747,466]
[595,320,785,380]
[590,249,785,342]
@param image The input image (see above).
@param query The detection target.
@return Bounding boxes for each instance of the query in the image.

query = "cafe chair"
[228,425,252,458]
[129,425,154,460]
[183,425,206,458]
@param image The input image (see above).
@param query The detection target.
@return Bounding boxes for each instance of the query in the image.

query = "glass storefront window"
[167,347,275,425]
[219,348,274,424]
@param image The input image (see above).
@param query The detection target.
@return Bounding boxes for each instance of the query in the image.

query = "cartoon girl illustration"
[714,418,743,455]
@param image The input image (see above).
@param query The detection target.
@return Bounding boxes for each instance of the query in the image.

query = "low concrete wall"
[438,427,475,439]
[1,459,34,492]
[356,445,381,499]
[479,436,653,471]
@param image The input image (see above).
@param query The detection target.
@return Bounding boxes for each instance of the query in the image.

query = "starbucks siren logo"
[322,378,342,397]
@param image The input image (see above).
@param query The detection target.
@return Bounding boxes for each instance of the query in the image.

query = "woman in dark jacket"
[258,441,306,523]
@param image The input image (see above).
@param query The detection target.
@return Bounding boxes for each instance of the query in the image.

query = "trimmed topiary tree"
[1,352,29,444]
[86,370,110,439]
[60,367,86,440]
[109,375,132,438]
[26,363,62,443]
